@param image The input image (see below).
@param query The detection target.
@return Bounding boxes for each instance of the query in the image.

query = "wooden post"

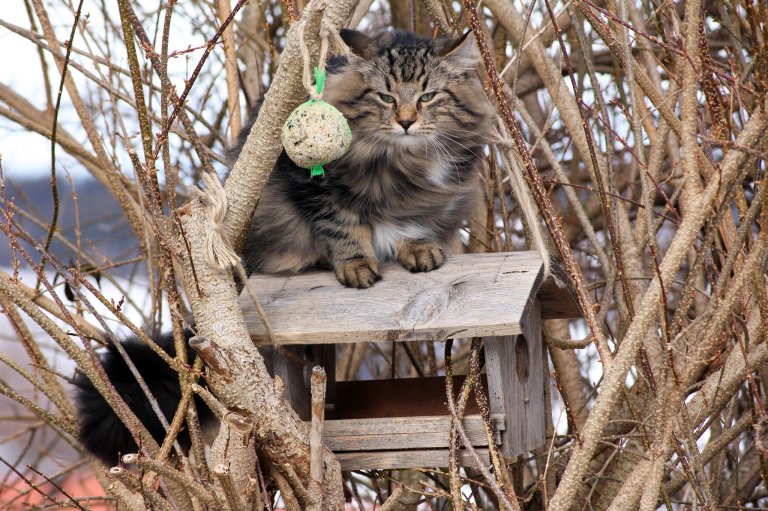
[262,344,334,420]
[485,300,545,458]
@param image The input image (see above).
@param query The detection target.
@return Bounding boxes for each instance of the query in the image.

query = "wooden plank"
[520,299,546,452]
[323,414,502,451]
[485,300,546,458]
[261,345,333,420]
[333,376,482,419]
[336,449,491,470]
[240,252,544,345]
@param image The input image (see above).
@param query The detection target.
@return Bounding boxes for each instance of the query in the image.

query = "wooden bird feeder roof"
[241,251,581,346]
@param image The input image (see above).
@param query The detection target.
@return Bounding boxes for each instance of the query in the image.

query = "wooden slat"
[485,300,546,458]
[241,252,545,345]
[336,449,491,470]
[322,414,504,451]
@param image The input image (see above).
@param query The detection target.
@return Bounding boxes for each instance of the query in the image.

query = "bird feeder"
[239,251,581,470]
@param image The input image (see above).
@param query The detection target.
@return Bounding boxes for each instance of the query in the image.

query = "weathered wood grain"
[321,414,503,468]
[241,252,548,345]
[324,414,503,438]
[323,414,505,470]
[485,300,546,458]
[334,449,492,470]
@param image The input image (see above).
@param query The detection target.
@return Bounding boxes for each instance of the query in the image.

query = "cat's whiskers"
[436,132,482,159]
[426,134,466,183]
[442,127,490,145]
[423,134,460,184]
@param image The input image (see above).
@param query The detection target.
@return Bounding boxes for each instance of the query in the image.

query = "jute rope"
[194,173,277,343]
[197,171,241,270]
[297,7,349,99]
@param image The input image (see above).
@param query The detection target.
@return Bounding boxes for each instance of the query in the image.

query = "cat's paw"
[397,242,445,273]
[334,257,381,288]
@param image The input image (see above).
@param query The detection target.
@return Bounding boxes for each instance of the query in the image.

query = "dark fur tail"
[73,332,213,465]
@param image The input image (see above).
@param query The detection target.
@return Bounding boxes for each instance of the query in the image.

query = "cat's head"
[325,30,495,151]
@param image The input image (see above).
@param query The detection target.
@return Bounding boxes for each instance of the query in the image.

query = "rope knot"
[197,172,240,270]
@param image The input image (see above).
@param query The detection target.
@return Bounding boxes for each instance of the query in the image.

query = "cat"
[237,28,495,287]
[74,28,495,464]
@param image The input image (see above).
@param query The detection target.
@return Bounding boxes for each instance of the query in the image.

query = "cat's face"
[325,30,495,151]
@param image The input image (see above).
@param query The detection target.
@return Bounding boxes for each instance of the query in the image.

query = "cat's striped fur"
[237,29,495,287]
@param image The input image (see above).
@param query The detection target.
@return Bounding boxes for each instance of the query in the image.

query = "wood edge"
[320,413,506,432]
[336,449,492,471]
[249,324,523,345]
[538,256,583,319]
[519,256,545,326]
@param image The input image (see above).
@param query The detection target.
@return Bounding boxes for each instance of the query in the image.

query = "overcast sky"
[0,1,217,181]
[1,3,58,179]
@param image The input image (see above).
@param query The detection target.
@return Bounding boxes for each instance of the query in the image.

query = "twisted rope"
[197,172,241,270]
[298,4,349,99]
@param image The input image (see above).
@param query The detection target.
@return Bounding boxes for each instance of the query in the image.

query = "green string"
[314,66,326,96]
[310,67,327,178]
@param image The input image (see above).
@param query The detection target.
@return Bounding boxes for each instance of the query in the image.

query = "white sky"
[0,1,221,181]
[1,3,59,179]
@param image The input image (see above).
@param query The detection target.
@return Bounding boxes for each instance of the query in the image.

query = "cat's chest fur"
[372,221,431,259]
[329,148,479,260]
[332,143,476,217]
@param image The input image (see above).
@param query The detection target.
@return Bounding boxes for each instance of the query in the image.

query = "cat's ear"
[340,29,376,59]
[437,31,480,66]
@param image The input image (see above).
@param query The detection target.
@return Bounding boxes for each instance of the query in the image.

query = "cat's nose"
[398,120,415,132]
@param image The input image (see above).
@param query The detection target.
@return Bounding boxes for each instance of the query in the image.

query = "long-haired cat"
[74,29,495,464]
[238,29,495,287]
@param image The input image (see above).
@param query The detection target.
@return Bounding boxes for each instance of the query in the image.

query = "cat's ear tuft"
[436,31,480,66]
[340,29,375,59]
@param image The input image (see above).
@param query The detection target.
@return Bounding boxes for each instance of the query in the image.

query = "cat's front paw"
[334,257,381,288]
[397,242,445,273]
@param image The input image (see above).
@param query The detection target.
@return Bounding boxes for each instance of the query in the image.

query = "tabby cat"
[74,29,495,464]
[238,28,495,287]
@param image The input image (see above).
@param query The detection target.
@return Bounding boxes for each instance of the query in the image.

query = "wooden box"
[240,252,580,470]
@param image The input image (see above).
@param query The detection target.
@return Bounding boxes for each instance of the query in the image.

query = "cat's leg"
[397,240,445,273]
[320,222,381,288]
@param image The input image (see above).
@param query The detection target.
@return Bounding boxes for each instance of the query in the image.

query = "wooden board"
[336,449,491,470]
[485,300,546,458]
[241,252,545,345]
[538,256,583,319]
[322,414,502,469]
[322,414,504,451]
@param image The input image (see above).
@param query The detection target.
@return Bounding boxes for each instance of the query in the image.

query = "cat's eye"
[379,93,396,104]
[419,92,436,102]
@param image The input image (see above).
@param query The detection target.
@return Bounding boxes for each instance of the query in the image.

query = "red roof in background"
[0,469,382,510]
[0,470,112,510]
